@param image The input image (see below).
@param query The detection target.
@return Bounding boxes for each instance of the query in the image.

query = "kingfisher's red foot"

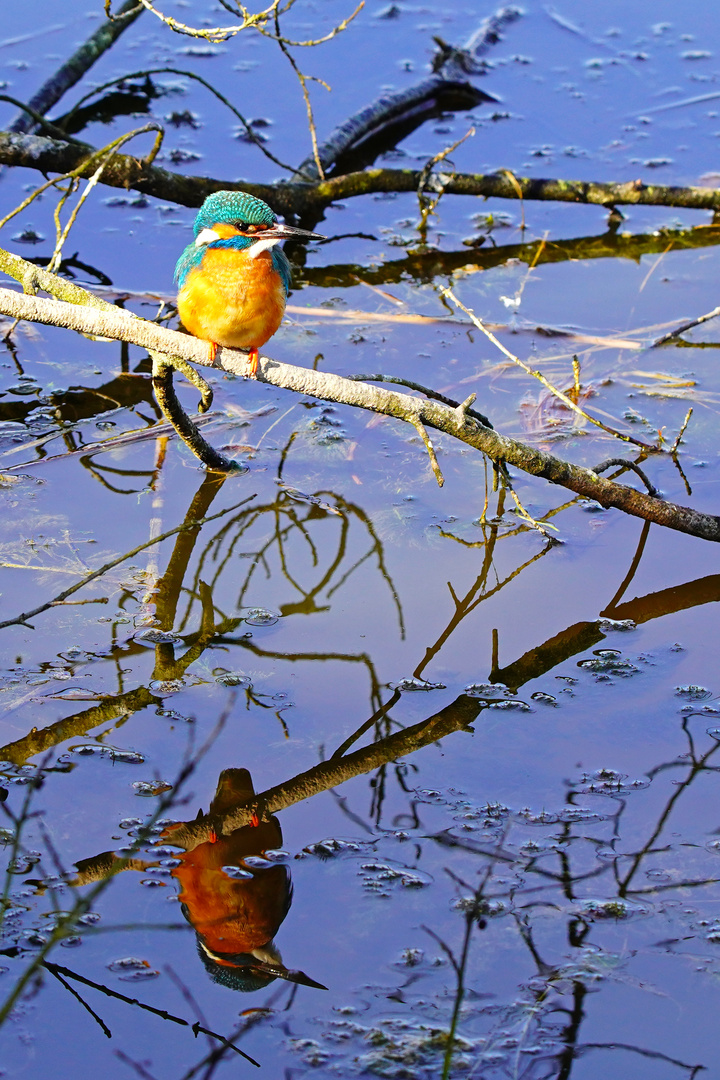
[250,810,260,828]
[247,347,259,378]
[208,828,218,843]
[208,341,218,363]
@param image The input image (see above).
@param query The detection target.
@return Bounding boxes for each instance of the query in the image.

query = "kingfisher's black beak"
[266,222,326,242]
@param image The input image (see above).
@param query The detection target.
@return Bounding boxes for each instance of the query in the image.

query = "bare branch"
[1,275,718,543]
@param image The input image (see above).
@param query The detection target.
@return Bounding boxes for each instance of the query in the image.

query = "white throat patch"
[195,227,221,247]
[248,236,281,259]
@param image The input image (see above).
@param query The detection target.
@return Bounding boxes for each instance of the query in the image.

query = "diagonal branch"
[0,277,718,543]
[8,0,144,134]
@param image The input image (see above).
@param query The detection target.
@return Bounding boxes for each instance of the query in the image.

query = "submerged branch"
[292,5,517,180]
[8,0,144,134]
[1,279,718,543]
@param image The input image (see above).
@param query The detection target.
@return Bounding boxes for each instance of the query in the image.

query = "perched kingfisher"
[175,190,325,375]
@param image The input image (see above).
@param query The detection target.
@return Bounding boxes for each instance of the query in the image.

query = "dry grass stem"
[505,485,559,541]
[442,286,656,450]
[500,169,526,230]
[572,355,581,398]
[47,124,163,272]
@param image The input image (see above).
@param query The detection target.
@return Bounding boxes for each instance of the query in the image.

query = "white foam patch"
[248,236,281,259]
[195,227,221,247]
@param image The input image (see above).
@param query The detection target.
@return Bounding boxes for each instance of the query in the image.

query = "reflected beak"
[256,962,328,989]
[265,222,326,242]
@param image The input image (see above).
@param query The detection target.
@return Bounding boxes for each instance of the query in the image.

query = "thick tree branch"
[2,131,720,215]
[1,282,718,543]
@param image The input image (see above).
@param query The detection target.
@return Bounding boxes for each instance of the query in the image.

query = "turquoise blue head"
[193,191,277,236]
[175,189,325,293]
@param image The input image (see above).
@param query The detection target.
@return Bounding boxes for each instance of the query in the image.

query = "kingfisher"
[165,768,326,993]
[175,190,325,375]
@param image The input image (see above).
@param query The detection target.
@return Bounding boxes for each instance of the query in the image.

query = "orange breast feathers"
[177,244,287,352]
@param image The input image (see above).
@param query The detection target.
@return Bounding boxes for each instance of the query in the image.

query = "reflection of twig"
[59,66,301,176]
[44,963,112,1039]
[115,1050,159,1080]
[75,694,483,856]
[577,1041,704,1074]
[42,962,259,1066]
[0,497,254,632]
[424,857,497,1080]
[616,730,720,896]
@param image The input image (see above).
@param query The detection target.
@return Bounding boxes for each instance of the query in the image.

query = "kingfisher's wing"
[271,247,292,295]
[174,241,204,288]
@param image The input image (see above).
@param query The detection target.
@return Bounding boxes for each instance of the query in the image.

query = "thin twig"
[592,457,659,497]
[274,7,327,179]
[410,416,445,487]
[651,305,720,347]
[58,66,302,177]
[47,124,164,273]
[347,373,493,427]
[8,0,143,134]
[44,964,112,1039]
[132,0,283,41]
[670,407,693,454]
[257,0,364,47]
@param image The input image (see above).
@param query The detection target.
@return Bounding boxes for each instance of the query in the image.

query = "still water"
[1,1,720,1076]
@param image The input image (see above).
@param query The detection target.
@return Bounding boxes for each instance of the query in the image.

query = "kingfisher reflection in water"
[166,768,326,993]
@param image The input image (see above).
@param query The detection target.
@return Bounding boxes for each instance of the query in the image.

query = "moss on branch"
[2,131,720,214]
